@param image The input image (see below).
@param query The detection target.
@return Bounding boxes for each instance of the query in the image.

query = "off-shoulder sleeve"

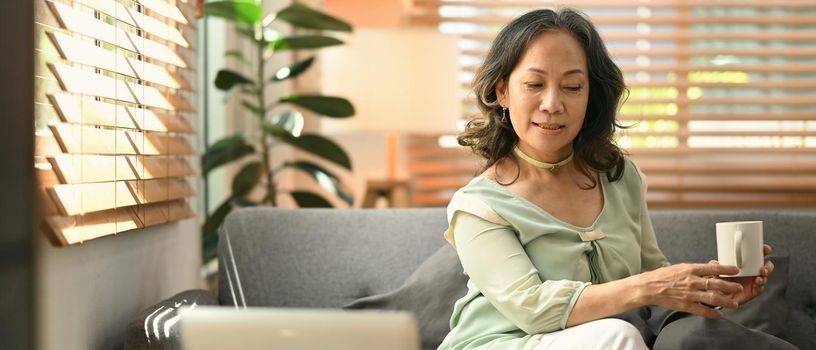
[634,163,671,271]
[451,211,591,334]
[443,190,510,247]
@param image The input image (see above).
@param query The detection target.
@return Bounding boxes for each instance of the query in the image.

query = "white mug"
[716,221,764,277]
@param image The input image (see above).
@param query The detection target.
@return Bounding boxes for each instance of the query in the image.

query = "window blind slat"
[462,47,816,58]
[49,62,137,104]
[617,113,814,121]
[50,123,136,155]
[434,15,816,25]
[137,0,189,24]
[50,93,194,132]
[131,108,195,133]
[49,178,193,216]
[49,154,194,183]
[416,0,816,9]
[45,207,140,245]
[50,154,138,183]
[73,0,138,27]
[45,199,192,245]
[130,155,195,179]
[133,199,194,227]
[49,92,138,129]
[50,123,194,155]
[463,64,816,74]
[50,181,139,215]
[127,178,194,203]
[463,31,816,42]
[126,6,190,47]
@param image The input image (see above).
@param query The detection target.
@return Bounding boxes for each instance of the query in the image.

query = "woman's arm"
[452,211,745,334]
[451,211,591,334]
[566,263,743,327]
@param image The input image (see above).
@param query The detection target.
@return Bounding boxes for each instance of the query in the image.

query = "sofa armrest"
[125,289,219,350]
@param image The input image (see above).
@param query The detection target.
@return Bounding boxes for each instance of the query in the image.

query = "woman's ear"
[495,79,507,107]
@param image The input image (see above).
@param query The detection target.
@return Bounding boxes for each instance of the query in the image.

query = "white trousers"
[533,318,648,350]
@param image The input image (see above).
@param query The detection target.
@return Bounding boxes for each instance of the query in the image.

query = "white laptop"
[180,306,421,350]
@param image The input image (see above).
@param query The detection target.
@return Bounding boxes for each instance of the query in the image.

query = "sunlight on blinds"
[34,0,197,245]
[406,0,816,207]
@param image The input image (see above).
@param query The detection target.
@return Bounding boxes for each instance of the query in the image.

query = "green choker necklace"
[513,146,574,173]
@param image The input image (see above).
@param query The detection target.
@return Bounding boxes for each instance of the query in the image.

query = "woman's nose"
[539,88,564,114]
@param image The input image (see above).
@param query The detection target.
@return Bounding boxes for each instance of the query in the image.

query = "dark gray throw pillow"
[343,245,468,350]
[722,255,789,337]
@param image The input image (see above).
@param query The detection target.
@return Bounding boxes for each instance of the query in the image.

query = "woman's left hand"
[713,244,774,305]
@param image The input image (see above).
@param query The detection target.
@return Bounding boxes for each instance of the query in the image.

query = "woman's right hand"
[631,263,744,318]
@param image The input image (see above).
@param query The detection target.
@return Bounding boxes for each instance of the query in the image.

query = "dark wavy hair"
[458,8,628,188]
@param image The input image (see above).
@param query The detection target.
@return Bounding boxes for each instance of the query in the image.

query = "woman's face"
[496,30,589,162]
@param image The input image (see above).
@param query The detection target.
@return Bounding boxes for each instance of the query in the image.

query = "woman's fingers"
[764,260,774,276]
[698,290,739,309]
[665,297,724,319]
[763,244,772,256]
[692,263,740,277]
[705,278,743,295]
[687,303,723,318]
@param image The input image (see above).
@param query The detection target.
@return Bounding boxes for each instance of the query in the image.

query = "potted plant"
[201,0,355,263]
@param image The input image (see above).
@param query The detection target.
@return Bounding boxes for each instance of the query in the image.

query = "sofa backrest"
[218,207,815,349]
[218,207,448,309]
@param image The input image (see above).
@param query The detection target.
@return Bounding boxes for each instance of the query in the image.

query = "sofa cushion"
[343,245,468,350]
[722,255,789,337]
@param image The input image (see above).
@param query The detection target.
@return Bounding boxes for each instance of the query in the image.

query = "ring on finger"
[704,278,709,291]
[707,291,724,310]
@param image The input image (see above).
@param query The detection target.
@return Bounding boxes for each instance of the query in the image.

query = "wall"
[318,28,460,206]
[35,219,201,350]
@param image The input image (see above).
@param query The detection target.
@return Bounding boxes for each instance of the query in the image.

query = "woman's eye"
[564,85,583,92]
[524,83,543,89]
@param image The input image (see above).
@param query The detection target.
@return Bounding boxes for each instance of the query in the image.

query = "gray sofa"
[127,208,815,350]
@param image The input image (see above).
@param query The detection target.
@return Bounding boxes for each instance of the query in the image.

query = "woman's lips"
[532,122,564,130]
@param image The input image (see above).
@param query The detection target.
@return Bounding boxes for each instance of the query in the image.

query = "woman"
[438,8,790,350]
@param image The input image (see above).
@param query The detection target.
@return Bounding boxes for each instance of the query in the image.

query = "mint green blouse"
[437,158,670,350]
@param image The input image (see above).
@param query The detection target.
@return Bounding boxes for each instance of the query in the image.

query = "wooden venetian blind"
[34,0,197,245]
[407,0,816,208]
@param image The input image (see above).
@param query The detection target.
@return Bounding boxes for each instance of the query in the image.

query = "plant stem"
[257,39,276,206]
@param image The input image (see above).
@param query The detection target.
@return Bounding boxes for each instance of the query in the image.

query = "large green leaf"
[210,133,245,149]
[262,122,293,139]
[291,191,333,208]
[274,3,352,32]
[235,25,257,41]
[202,135,256,176]
[270,56,315,82]
[203,233,219,263]
[241,99,263,117]
[289,134,351,170]
[231,197,258,207]
[204,0,262,25]
[232,161,262,196]
[284,161,353,205]
[262,123,351,170]
[279,95,354,118]
[215,69,255,91]
[270,35,343,52]
[270,110,304,136]
[225,50,250,66]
